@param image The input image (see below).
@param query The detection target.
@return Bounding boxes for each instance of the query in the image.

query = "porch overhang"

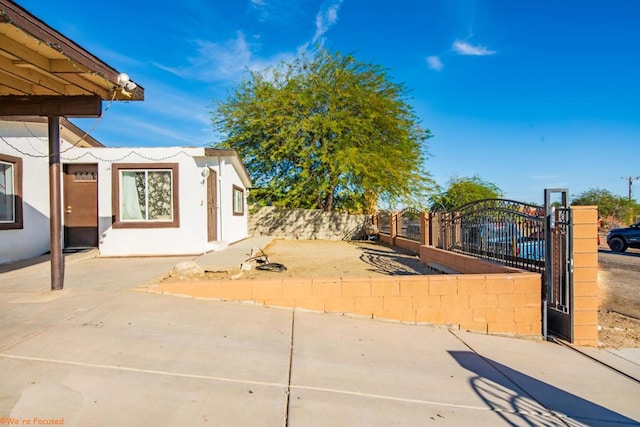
[0,0,144,110]
[0,0,145,291]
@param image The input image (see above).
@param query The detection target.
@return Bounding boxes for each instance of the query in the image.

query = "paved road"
[598,246,640,319]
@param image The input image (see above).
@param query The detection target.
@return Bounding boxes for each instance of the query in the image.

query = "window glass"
[120,170,173,221]
[233,186,244,215]
[0,161,14,223]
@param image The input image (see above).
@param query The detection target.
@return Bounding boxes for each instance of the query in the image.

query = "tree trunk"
[364,189,377,215]
[324,190,334,212]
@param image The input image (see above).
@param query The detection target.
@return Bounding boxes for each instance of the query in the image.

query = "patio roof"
[0,0,145,291]
[0,0,144,117]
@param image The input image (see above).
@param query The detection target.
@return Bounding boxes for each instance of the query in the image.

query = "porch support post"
[48,116,64,290]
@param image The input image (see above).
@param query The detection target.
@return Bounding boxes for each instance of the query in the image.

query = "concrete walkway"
[0,239,638,426]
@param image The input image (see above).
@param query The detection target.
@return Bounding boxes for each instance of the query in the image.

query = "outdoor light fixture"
[116,72,137,91]
[200,167,210,185]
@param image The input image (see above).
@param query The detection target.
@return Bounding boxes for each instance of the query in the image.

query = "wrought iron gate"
[543,189,573,341]
[436,189,574,340]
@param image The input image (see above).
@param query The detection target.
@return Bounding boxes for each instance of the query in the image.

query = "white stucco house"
[0,117,251,264]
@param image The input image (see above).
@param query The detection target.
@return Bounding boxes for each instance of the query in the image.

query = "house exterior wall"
[201,157,249,244]
[1,119,251,262]
[71,147,206,256]
[0,122,51,263]
[63,147,250,256]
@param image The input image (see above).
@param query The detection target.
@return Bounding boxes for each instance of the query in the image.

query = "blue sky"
[16,0,640,204]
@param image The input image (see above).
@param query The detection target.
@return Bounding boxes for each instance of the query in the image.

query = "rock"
[171,261,205,280]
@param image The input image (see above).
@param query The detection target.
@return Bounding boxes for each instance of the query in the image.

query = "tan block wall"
[378,234,393,245]
[419,246,523,274]
[140,205,597,344]
[394,236,422,253]
[149,268,542,338]
[572,206,599,346]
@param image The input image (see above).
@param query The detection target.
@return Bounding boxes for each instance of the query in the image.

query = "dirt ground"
[205,239,436,280]
[598,311,640,349]
[182,239,640,348]
[596,244,640,348]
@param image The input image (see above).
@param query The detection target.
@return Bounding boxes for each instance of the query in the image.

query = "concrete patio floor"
[0,240,638,426]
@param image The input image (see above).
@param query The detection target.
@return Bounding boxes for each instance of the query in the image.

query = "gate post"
[390,212,397,245]
[420,212,427,245]
[571,205,599,346]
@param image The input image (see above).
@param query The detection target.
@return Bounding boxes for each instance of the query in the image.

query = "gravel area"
[203,239,436,280]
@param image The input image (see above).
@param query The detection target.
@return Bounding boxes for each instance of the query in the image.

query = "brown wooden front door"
[63,164,98,247]
[207,169,217,241]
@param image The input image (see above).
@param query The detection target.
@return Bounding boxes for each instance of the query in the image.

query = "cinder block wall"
[394,236,421,253]
[572,206,599,346]
[148,268,542,338]
[144,205,598,344]
[420,246,524,274]
[249,206,371,240]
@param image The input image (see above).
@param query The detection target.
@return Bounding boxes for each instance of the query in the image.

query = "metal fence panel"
[438,199,546,273]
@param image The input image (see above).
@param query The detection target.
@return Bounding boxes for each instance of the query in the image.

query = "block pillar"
[571,205,599,346]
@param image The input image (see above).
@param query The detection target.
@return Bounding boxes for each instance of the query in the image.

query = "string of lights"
[0,134,195,163]
[19,123,48,156]
[59,90,118,155]
[60,149,195,163]
[0,19,130,158]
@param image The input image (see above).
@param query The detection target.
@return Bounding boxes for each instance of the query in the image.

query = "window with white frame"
[112,163,179,228]
[232,185,244,216]
[0,154,22,230]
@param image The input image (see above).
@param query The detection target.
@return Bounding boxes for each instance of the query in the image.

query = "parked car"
[516,237,544,261]
[607,222,640,252]
[479,222,522,256]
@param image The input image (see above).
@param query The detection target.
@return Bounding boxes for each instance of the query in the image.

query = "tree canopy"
[571,188,639,226]
[211,48,433,213]
[429,175,503,211]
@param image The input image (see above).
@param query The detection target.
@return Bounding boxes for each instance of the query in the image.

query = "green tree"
[429,176,502,211]
[571,188,639,226]
[211,48,433,213]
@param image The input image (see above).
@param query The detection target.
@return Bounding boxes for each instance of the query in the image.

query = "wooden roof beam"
[0,2,119,87]
[0,95,102,117]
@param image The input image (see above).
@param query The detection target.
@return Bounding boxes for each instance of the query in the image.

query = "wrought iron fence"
[396,207,421,242]
[437,199,546,273]
[377,210,392,235]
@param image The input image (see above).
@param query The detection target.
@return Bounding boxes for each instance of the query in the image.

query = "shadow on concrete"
[0,254,52,274]
[357,244,434,276]
[449,350,638,426]
[0,249,96,275]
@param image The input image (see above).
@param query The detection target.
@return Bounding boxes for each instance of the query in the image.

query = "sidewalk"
[0,241,638,426]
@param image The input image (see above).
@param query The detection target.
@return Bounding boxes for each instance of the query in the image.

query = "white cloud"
[152,32,293,83]
[153,1,346,84]
[249,0,272,22]
[190,33,253,80]
[452,40,496,56]
[312,0,344,44]
[426,55,443,71]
